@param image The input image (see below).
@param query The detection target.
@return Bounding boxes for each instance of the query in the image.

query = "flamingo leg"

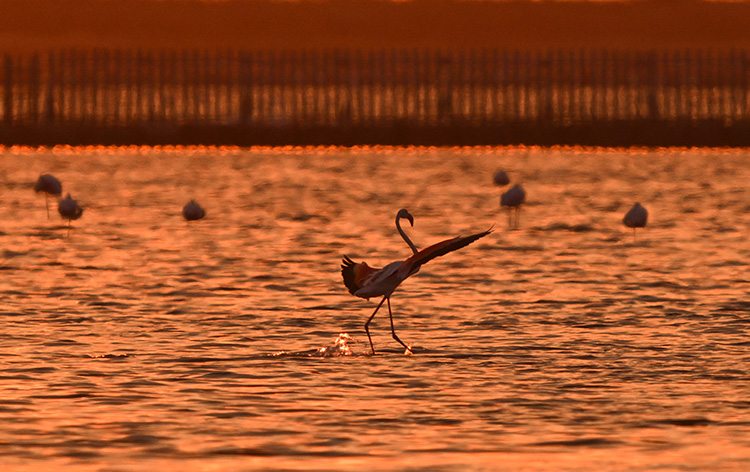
[364,296,388,355]
[45,194,50,219]
[387,298,411,353]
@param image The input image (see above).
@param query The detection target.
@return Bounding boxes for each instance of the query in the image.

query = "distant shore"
[3,120,749,148]
[3,1,749,148]
[2,0,750,52]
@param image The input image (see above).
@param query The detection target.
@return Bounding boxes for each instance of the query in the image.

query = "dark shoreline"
[3,120,748,148]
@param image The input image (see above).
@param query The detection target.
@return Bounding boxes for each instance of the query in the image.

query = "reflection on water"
[1,145,750,471]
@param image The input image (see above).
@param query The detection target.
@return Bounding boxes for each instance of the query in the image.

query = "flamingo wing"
[342,256,407,299]
[398,228,492,277]
[341,256,380,296]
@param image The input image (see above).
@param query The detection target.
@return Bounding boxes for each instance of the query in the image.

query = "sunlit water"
[2,145,750,471]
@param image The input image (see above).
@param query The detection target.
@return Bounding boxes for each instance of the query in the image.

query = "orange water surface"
[1,145,749,471]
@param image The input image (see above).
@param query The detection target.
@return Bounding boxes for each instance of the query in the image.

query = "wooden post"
[28,53,40,124]
[697,50,707,119]
[135,48,144,123]
[741,50,749,120]
[489,48,498,125]
[90,49,99,124]
[716,50,726,120]
[224,49,232,123]
[297,49,307,124]
[179,49,188,122]
[207,50,214,122]
[594,49,603,121]
[59,50,68,123]
[353,49,363,125]
[159,49,166,122]
[104,49,112,124]
[509,50,519,122]
[167,50,177,123]
[323,49,332,125]
[189,49,198,122]
[3,54,13,125]
[43,51,53,124]
[376,49,384,124]
[68,49,79,122]
[677,49,685,121]
[80,49,88,122]
[366,50,374,125]
[254,50,263,125]
[607,49,615,121]
[113,49,122,124]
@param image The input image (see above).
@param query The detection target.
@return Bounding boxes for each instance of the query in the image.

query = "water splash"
[315,333,356,357]
[272,333,359,358]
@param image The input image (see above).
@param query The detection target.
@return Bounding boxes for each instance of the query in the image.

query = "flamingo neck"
[396,216,418,254]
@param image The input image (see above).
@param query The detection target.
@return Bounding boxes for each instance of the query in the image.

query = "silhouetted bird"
[493,170,510,186]
[501,184,526,229]
[183,200,206,221]
[34,174,62,219]
[623,202,648,239]
[341,209,492,354]
[58,193,83,236]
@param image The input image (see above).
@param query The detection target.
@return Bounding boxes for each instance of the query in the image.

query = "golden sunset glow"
[2,1,750,471]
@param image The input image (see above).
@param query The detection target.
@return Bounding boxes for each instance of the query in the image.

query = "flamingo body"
[183,200,206,221]
[501,184,525,208]
[623,202,648,239]
[342,209,491,354]
[58,194,83,221]
[58,193,83,236]
[501,184,526,229]
[623,202,648,228]
[35,174,62,219]
[493,170,510,186]
[34,174,62,196]
[342,259,406,300]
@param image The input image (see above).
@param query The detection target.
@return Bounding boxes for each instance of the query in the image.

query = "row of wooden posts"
[2,48,750,129]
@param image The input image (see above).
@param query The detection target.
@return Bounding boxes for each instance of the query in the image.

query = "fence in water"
[1,48,749,146]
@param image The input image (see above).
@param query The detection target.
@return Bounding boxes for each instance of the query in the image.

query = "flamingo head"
[396,208,414,227]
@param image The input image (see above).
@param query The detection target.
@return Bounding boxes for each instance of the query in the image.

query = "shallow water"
[1,145,750,471]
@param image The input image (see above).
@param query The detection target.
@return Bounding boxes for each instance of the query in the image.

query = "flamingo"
[493,169,510,186]
[341,209,491,354]
[58,193,83,236]
[501,184,525,229]
[34,174,62,219]
[623,202,648,239]
[183,200,206,221]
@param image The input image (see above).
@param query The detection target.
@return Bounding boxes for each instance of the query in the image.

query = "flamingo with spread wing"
[341,209,491,354]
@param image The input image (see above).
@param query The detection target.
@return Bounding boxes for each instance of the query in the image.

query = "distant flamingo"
[493,169,510,186]
[623,202,648,239]
[58,193,83,236]
[34,174,62,219]
[341,209,491,354]
[183,200,206,221]
[501,184,526,229]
